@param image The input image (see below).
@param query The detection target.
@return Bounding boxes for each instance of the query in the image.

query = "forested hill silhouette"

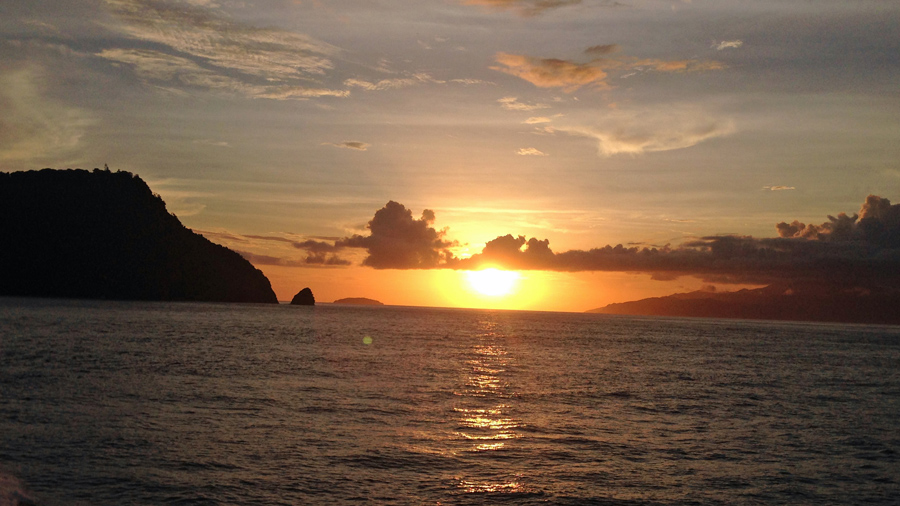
[0,168,277,303]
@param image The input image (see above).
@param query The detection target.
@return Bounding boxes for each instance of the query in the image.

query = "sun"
[465,269,520,297]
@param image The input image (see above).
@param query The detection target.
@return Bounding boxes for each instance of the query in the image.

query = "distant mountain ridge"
[588,283,900,325]
[0,168,277,303]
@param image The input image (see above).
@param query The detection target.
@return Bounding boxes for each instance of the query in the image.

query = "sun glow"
[465,269,520,297]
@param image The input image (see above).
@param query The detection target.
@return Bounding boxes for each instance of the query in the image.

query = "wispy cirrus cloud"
[0,66,93,162]
[548,106,735,156]
[764,185,796,191]
[323,141,370,151]
[98,0,347,99]
[497,96,550,111]
[461,0,583,16]
[517,147,547,156]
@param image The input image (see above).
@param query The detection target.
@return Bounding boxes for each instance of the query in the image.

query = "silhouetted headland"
[588,282,900,325]
[332,297,383,305]
[290,287,315,305]
[0,168,277,303]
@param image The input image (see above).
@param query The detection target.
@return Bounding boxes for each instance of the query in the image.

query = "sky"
[2,0,899,311]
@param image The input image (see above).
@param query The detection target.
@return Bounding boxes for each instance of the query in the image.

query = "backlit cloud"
[338,196,900,290]
[451,195,900,288]
[764,185,795,191]
[336,201,456,269]
[517,147,547,156]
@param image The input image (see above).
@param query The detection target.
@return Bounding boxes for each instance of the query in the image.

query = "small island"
[332,297,383,306]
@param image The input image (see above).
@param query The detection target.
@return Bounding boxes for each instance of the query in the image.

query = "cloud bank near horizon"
[313,196,900,289]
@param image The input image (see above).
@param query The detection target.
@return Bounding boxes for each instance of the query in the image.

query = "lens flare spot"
[362,335,373,345]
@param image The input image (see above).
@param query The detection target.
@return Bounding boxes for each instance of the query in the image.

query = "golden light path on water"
[451,318,526,494]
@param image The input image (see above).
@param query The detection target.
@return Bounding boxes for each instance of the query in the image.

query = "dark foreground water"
[1,298,899,505]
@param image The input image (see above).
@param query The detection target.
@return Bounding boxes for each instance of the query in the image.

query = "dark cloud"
[294,239,342,254]
[304,252,352,266]
[337,196,900,290]
[449,195,900,288]
[335,201,456,269]
[235,250,308,268]
[585,44,619,56]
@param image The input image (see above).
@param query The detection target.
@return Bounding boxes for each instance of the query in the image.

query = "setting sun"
[465,269,520,297]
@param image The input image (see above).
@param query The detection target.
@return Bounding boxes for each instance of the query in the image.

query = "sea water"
[1,297,898,505]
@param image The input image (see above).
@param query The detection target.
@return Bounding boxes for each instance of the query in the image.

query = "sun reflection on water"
[452,318,529,493]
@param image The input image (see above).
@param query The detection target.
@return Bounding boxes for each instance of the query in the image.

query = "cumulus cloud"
[335,201,456,269]
[517,147,547,155]
[462,0,582,16]
[551,108,736,156]
[98,0,346,99]
[323,141,370,151]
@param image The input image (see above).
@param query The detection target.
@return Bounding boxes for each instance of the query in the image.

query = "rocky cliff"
[0,168,277,303]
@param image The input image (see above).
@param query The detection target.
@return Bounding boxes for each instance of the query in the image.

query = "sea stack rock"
[291,287,315,306]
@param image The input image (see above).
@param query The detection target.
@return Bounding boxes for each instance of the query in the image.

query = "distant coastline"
[588,283,900,325]
[332,297,384,306]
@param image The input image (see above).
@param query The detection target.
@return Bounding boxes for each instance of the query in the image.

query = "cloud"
[323,141,370,151]
[585,44,620,55]
[517,147,547,155]
[344,73,444,91]
[764,185,795,191]
[0,66,93,162]
[335,201,456,269]
[98,0,345,99]
[340,196,900,290]
[524,116,553,124]
[492,53,611,92]
[493,50,723,91]
[715,40,744,51]
[551,108,736,156]
[462,0,582,16]
[498,96,550,111]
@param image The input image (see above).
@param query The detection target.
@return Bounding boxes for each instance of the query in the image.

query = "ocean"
[1,297,898,505]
